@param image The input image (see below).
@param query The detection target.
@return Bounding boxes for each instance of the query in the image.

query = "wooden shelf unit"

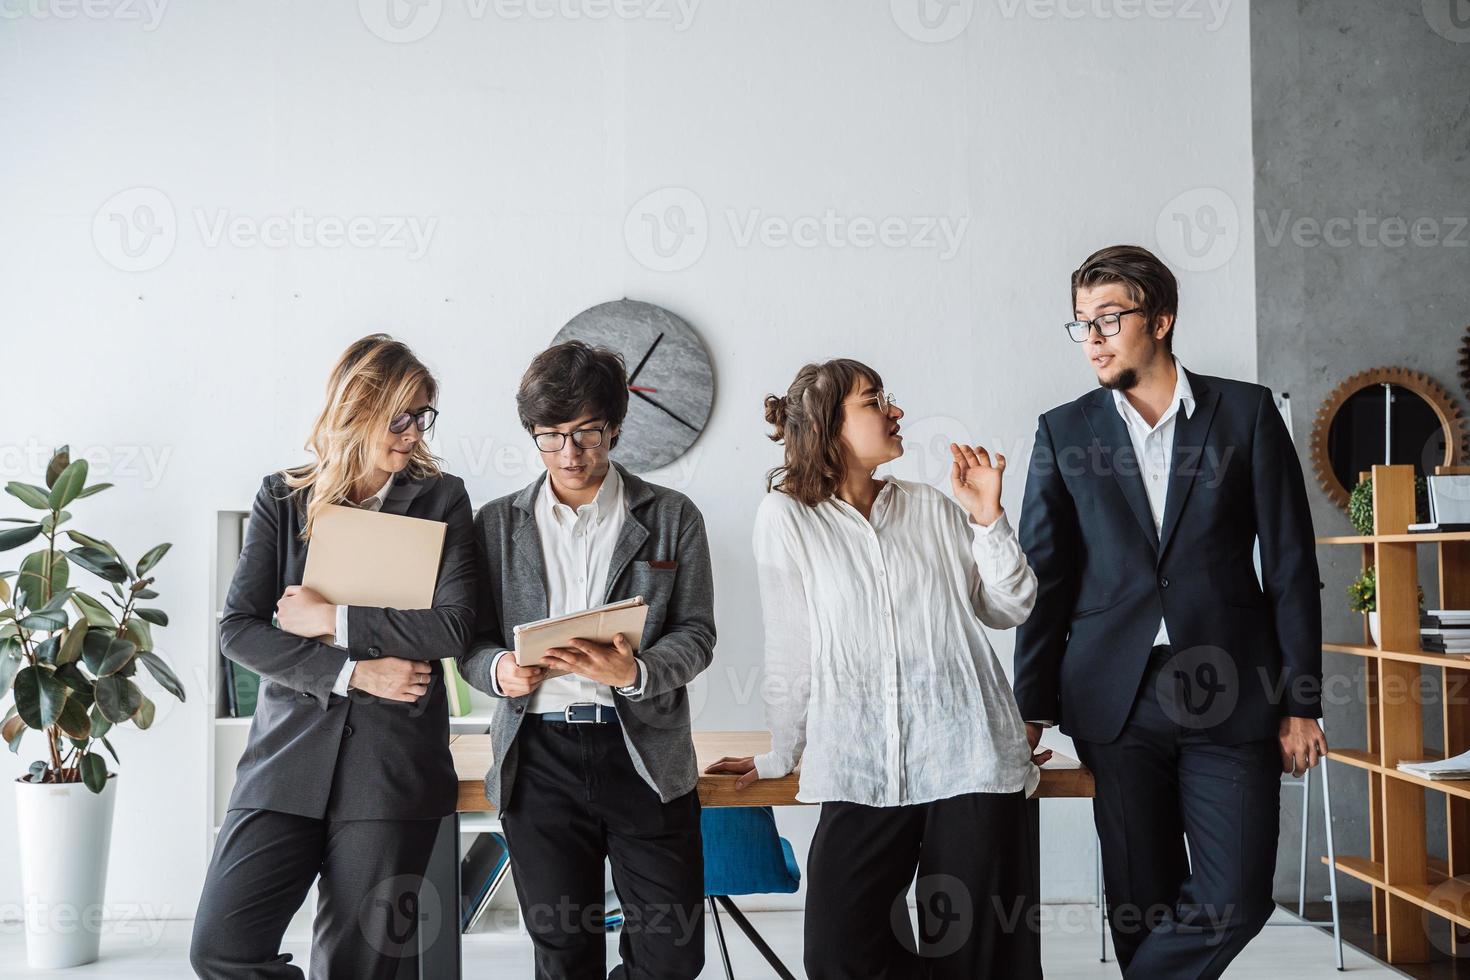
[1320,464,1470,963]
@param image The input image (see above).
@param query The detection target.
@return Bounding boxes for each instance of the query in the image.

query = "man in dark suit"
[1015,245,1326,978]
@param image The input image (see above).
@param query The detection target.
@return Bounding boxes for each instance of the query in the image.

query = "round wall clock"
[553,299,714,473]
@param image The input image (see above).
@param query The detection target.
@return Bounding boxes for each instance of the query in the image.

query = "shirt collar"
[542,462,623,527]
[352,473,395,512]
[1111,357,1195,428]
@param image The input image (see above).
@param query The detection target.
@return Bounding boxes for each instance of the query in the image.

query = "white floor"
[0,906,1402,978]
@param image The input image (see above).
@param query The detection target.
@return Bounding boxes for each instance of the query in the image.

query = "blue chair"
[702,807,802,980]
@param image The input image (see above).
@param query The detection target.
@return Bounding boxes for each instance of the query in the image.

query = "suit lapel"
[603,464,651,601]
[1157,374,1220,560]
[1082,391,1159,553]
[512,474,551,620]
[380,474,429,516]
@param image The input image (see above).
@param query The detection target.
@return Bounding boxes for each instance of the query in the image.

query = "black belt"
[535,703,620,725]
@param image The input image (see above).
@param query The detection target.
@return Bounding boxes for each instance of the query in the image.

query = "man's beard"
[1098,366,1139,391]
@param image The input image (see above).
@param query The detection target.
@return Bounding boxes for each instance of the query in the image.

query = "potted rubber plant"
[0,446,185,969]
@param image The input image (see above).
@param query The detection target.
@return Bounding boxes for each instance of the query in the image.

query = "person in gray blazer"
[190,335,477,980]
[458,340,715,980]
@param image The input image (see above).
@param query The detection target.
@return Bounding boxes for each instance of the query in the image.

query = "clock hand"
[626,332,664,387]
[631,388,699,432]
[628,385,658,393]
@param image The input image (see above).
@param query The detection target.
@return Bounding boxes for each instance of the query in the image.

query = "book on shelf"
[1399,751,1470,780]
[1423,610,1470,628]
[461,832,512,933]
[443,657,473,717]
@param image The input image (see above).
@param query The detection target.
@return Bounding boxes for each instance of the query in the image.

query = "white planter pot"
[1368,611,1380,646]
[13,774,117,969]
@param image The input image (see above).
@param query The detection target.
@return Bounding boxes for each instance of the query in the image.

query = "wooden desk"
[410,730,1093,978]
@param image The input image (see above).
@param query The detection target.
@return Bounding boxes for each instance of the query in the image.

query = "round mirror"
[1310,367,1467,509]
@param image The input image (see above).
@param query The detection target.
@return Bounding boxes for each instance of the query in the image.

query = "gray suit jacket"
[459,463,716,811]
[220,470,477,820]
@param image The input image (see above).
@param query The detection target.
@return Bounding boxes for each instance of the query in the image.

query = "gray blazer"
[220,471,477,821]
[459,463,716,811]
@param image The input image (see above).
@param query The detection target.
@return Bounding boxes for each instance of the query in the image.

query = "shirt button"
[368,646,381,658]
[1160,577,1170,588]
[343,725,354,737]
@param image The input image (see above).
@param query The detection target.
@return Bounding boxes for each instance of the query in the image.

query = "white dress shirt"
[329,473,395,696]
[1110,357,1196,650]
[752,477,1041,807]
[489,464,646,710]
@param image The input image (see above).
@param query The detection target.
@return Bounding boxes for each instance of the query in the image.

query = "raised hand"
[949,442,1006,526]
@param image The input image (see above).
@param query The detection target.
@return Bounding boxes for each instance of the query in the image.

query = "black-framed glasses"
[389,406,439,434]
[533,421,610,453]
[1064,308,1143,343]
[843,391,899,414]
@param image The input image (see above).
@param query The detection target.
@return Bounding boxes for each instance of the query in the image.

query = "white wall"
[0,0,1255,927]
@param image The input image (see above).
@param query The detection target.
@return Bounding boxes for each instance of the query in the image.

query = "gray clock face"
[552,300,714,473]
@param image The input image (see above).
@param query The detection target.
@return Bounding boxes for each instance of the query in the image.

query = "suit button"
[343,725,354,737]
[368,646,381,658]
[513,705,524,715]
[1160,577,1170,588]
[299,692,311,700]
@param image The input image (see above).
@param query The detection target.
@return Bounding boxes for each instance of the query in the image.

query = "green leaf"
[95,674,143,723]
[39,587,76,615]
[17,548,67,609]
[17,608,67,632]
[135,543,171,577]
[40,510,71,533]
[48,459,88,511]
[2,710,25,752]
[45,447,70,490]
[70,592,116,629]
[99,735,119,764]
[74,483,112,499]
[79,753,108,793]
[0,524,41,553]
[56,694,91,738]
[136,650,185,701]
[0,639,20,697]
[66,547,128,583]
[14,665,66,728]
[88,704,112,740]
[0,576,8,604]
[134,588,158,600]
[124,617,152,653]
[4,482,51,510]
[133,694,155,730]
[82,629,135,676]
[136,607,168,627]
[54,661,94,697]
[65,530,116,555]
[55,624,86,665]
[27,761,47,782]
[34,634,59,664]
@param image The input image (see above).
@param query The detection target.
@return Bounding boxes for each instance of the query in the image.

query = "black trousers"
[500,718,705,980]
[803,790,1041,980]
[1074,645,1282,980]
[189,807,440,980]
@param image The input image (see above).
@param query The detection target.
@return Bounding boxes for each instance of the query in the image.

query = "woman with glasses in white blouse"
[706,357,1047,979]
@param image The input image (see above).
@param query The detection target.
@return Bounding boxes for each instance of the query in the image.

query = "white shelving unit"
[206,509,524,943]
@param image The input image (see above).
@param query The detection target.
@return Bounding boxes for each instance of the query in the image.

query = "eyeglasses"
[389,406,439,434]
[843,391,899,414]
[1064,309,1143,343]
[533,421,611,453]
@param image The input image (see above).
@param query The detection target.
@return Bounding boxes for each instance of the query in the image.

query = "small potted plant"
[1347,564,1425,647]
[1348,475,1430,536]
[0,446,185,969]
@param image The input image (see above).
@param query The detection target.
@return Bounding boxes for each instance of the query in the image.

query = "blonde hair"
[282,334,442,540]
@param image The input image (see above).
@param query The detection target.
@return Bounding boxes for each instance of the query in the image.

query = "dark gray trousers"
[190,808,440,980]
